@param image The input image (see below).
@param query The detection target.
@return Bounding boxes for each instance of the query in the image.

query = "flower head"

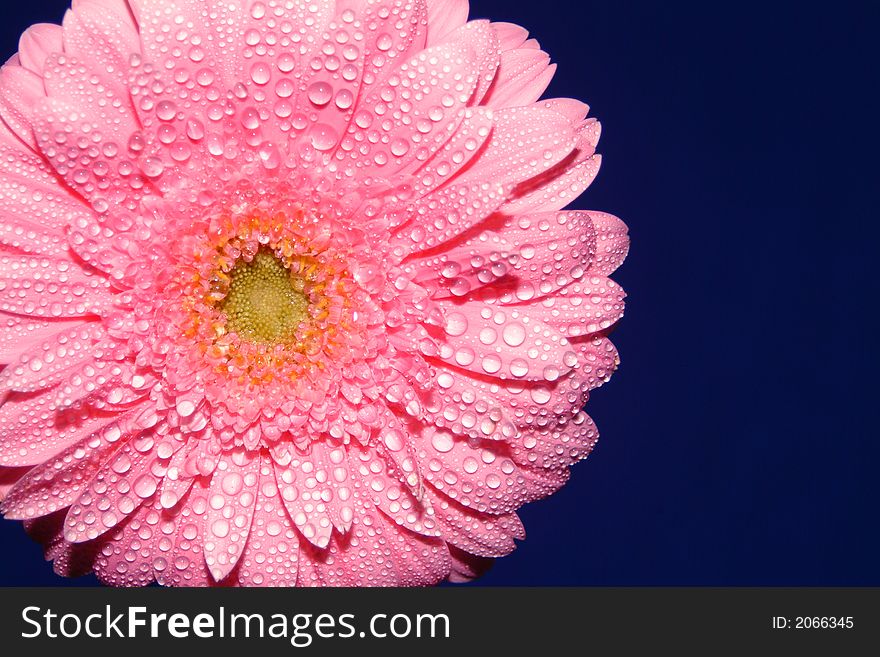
[0,0,628,586]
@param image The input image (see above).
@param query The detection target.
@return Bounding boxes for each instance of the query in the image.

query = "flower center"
[219,249,308,343]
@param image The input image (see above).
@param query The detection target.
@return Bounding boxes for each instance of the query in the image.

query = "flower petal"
[0,65,45,151]
[588,211,630,276]
[0,254,114,318]
[63,432,164,543]
[203,451,259,582]
[0,392,124,467]
[92,502,160,586]
[436,299,578,382]
[24,509,101,577]
[414,425,568,515]
[507,410,599,471]
[425,0,470,46]
[274,447,340,550]
[0,322,104,393]
[0,465,29,502]
[32,92,142,210]
[411,106,495,197]
[351,444,441,538]
[483,47,555,109]
[455,105,577,189]
[0,143,90,235]
[17,24,64,77]
[503,118,602,214]
[1,411,136,519]
[342,21,498,177]
[154,479,214,587]
[62,3,142,95]
[0,316,85,364]
[296,489,450,586]
[529,275,626,339]
[428,485,524,557]
[392,180,509,254]
[235,459,300,586]
[573,333,621,391]
[129,0,251,88]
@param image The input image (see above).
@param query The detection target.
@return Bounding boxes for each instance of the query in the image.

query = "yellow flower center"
[219,249,308,343]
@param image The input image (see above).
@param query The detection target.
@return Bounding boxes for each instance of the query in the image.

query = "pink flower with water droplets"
[0,0,629,586]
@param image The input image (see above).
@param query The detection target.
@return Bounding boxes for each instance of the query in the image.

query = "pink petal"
[0,65,45,150]
[341,21,498,177]
[483,48,555,109]
[228,1,337,149]
[572,334,621,391]
[357,0,430,90]
[414,425,568,515]
[33,91,141,208]
[0,213,70,258]
[541,97,591,123]
[128,0,251,88]
[406,209,513,299]
[392,180,509,254]
[0,465,29,502]
[507,410,599,471]
[411,106,495,197]
[0,254,114,318]
[491,22,530,50]
[153,480,214,587]
[422,362,519,442]
[92,502,161,586]
[0,323,104,393]
[588,211,631,276]
[63,434,163,543]
[531,276,627,338]
[472,210,598,305]
[297,491,450,586]
[1,411,135,518]
[25,510,101,577]
[0,316,85,364]
[52,357,147,412]
[446,544,494,582]
[429,486,525,557]
[0,391,124,467]
[425,0,470,45]
[235,459,300,586]
[156,438,197,511]
[455,105,577,189]
[350,444,441,538]
[426,360,590,439]
[203,451,259,582]
[62,3,142,95]
[503,118,602,214]
[274,445,340,550]
[66,212,141,281]
[17,24,64,77]
[436,298,577,382]
[0,143,89,234]
[72,0,139,29]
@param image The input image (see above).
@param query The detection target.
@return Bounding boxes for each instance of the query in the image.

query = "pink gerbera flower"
[0,0,628,586]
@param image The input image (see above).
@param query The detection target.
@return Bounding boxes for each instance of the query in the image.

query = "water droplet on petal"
[309,123,338,151]
[307,81,333,106]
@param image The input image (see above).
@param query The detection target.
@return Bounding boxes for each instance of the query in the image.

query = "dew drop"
[250,62,272,85]
[335,89,354,110]
[307,81,333,106]
[134,474,158,499]
[309,123,338,151]
[431,432,454,453]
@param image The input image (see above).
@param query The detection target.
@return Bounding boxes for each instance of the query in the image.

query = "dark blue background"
[0,0,876,586]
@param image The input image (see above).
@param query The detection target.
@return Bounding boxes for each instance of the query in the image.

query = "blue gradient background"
[0,0,876,586]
